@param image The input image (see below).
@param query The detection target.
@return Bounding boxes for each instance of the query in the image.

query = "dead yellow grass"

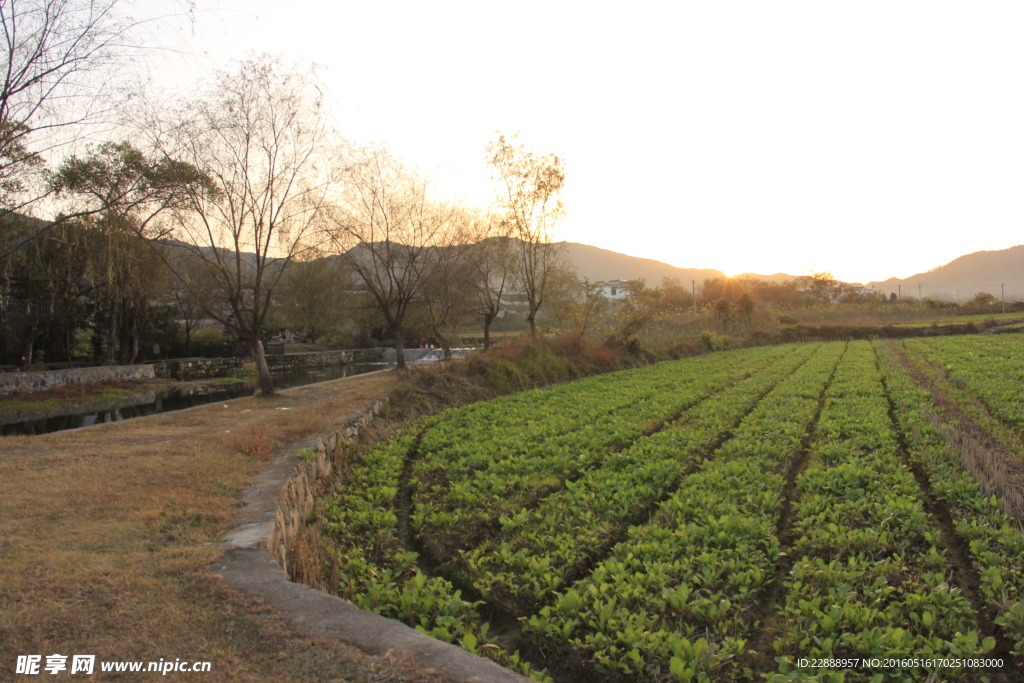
[0,372,436,682]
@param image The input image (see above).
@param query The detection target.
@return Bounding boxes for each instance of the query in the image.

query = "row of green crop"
[320,423,484,637]
[909,336,1024,437]
[321,336,1022,682]
[321,422,552,679]
[320,346,791,678]
[458,342,824,619]
[769,341,989,682]
[411,346,796,562]
[879,340,1024,655]
[415,346,790,485]
[523,342,847,681]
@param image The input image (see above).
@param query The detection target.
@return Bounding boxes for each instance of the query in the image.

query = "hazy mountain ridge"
[156,235,1023,300]
[562,243,802,285]
[866,244,1024,299]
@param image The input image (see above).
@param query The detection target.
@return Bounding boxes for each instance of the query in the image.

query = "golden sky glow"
[157,1,1024,284]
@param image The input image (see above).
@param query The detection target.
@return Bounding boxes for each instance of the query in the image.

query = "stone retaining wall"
[266,347,387,370]
[0,364,155,396]
[0,349,389,393]
[155,348,388,381]
[269,398,385,576]
[152,357,245,380]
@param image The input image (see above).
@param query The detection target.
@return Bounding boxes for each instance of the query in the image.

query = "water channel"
[1,362,393,436]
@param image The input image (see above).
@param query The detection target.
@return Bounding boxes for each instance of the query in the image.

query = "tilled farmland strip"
[323,419,550,678]
[769,342,985,682]
[879,341,1024,666]
[415,347,790,485]
[320,348,789,671]
[411,346,794,559]
[460,343,825,620]
[911,336,1024,438]
[522,342,846,681]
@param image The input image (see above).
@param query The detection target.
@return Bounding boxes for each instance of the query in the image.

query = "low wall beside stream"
[0,364,156,396]
[153,348,388,381]
[0,348,389,394]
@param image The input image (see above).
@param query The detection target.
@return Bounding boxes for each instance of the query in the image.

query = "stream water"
[1,362,392,436]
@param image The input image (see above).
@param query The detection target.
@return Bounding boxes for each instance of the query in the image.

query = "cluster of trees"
[698,272,874,310]
[0,1,574,394]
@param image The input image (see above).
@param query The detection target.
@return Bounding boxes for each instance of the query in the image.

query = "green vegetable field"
[322,337,1024,682]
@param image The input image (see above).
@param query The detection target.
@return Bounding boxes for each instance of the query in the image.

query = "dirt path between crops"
[0,370,446,682]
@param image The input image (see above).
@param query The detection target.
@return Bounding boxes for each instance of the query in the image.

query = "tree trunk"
[125,311,140,365]
[185,327,192,356]
[250,337,275,395]
[481,313,497,350]
[527,312,537,337]
[104,298,118,365]
[127,334,139,365]
[23,337,34,367]
[392,327,406,370]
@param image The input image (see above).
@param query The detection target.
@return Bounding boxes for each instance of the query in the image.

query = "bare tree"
[467,213,515,350]
[329,149,454,369]
[0,0,191,216]
[421,206,479,359]
[487,132,567,336]
[164,247,215,357]
[609,278,663,348]
[160,56,337,395]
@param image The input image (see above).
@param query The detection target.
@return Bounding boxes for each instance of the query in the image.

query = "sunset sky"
[156,1,1024,284]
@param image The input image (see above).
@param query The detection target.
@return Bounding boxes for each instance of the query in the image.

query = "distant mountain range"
[566,241,1024,301]
[866,244,1024,300]
[563,242,803,285]
[158,233,1024,301]
[562,243,726,284]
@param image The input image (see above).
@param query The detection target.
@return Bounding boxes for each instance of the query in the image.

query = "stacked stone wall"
[157,348,387,381]
[269,399,385,577]
[0,365,155,395]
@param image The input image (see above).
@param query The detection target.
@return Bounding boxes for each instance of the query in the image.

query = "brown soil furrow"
[879,345,1018,682]
[886,340,1024,520]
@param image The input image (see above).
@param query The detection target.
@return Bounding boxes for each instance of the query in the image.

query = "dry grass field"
[0,371,442,682]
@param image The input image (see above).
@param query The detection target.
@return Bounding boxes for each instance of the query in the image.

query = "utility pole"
[898,284,901,300]
[918,283,922,300]
[692,280,696,314]
[1002,283,1006,314]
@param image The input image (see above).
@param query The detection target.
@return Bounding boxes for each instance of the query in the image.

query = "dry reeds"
[927,411,1024,520]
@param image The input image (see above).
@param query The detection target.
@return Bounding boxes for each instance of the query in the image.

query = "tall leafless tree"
[328,149,454,369]
[160,56,337,395]
[466,212,514,350]
[487,132,567,337]
[0,0,191,216]
[421,206,479,359]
